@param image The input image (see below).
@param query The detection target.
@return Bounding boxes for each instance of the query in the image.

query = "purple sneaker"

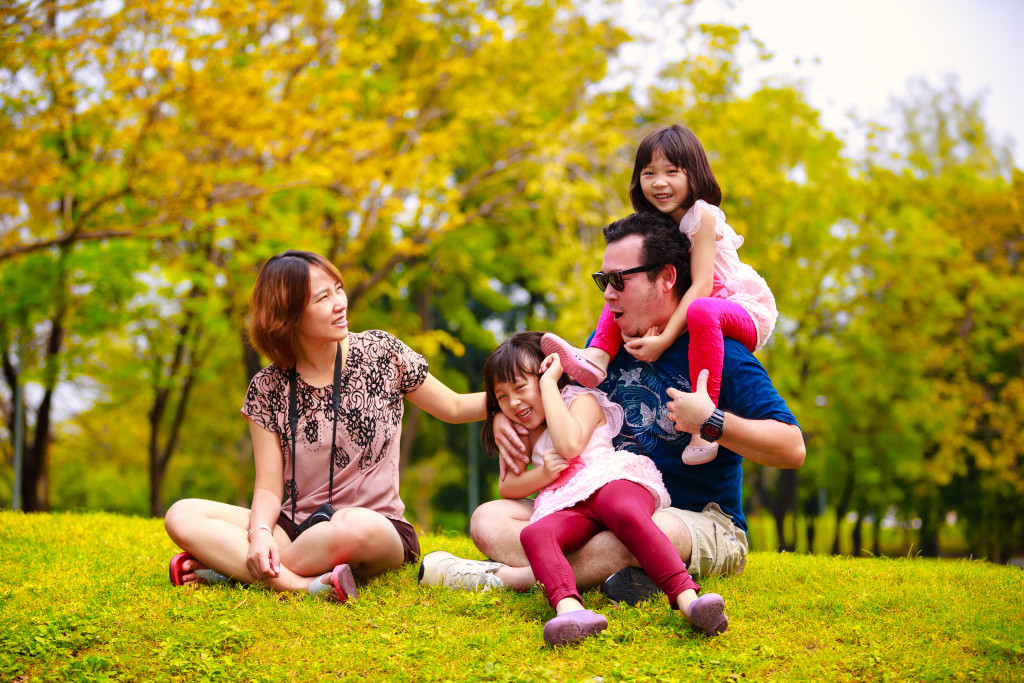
[542,609,609,647]
[688,593,728,636]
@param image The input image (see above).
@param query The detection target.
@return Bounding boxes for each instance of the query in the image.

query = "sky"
[616,0,1024,164]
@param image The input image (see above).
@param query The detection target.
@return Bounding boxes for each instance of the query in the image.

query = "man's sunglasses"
[592,263,659,291]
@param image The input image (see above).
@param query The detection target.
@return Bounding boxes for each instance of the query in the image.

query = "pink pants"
[591,297,756,406]
[520,479,699,610]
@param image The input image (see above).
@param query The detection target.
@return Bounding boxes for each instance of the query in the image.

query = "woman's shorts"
[276,511,421,564]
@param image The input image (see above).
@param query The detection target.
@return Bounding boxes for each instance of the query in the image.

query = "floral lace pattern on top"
[241,330,428,523]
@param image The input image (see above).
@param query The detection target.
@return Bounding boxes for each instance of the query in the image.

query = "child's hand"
[625,327,672,363]
[539,353,563,385]
[541,448,569,478]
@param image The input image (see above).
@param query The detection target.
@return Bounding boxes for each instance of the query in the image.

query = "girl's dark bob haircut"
[248,250,345,369]
[628,124,722,214]
[480,331,569,458]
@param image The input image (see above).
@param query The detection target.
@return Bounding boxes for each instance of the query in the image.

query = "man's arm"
[666,369,805,469]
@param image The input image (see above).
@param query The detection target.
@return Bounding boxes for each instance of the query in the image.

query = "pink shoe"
[169,552,193,586]
[543,609,608,646]
[688,593,728,636]
[682,439,719,465]
[168,552,230,586]
[541,334,606,388]
[309,563,358,604]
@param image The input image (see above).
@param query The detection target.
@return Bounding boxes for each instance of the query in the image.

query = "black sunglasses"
[592,263,659,291]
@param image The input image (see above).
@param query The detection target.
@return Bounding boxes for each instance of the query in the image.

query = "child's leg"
[520,508,603,611]
[586,481,729,636]
[585,480,699,605]
[681,298,757,465]
[541,333,608,388]
[686,297,757,407]
[589,304,623,357]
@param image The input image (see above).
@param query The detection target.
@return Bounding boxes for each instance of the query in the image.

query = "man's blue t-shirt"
[595,334,798,532]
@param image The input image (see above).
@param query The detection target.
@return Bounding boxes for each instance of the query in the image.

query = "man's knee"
[469,499,531,562]
[659,505,747,579]
[652,509,693,565]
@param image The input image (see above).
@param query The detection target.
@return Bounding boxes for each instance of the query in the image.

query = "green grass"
[1,510,1021,682]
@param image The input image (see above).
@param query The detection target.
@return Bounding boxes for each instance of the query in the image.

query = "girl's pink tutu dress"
[530,385,670,522]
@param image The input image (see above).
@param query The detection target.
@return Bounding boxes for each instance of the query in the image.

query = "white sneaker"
[418,551,507,591]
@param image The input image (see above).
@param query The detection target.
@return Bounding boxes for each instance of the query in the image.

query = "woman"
[164,250,485,601]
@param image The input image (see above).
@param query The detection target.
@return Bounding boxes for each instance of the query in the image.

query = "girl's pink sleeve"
[588,304,623,356]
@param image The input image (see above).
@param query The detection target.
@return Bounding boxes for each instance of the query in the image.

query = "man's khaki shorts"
[662,503,748,580]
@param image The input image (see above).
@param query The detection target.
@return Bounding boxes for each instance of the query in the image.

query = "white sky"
[617,0,1024,165]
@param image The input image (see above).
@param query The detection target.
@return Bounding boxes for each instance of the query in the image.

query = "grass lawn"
[1,510,1021,682]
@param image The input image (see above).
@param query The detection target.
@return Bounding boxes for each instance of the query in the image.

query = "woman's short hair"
[249,250,345,369]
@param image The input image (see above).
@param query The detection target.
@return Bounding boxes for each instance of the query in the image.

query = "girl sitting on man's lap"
[480,331,728,646]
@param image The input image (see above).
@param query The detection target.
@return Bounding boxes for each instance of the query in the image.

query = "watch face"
[700,409,725,441]
[701,424,722,439]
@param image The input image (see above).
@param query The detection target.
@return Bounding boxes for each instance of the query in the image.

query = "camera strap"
[288,342,343,527]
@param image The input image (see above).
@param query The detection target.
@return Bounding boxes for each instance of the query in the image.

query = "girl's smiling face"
[494,373,546,432]
[640,148,689,223]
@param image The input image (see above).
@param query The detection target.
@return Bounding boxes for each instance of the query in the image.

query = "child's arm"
[498,453,565,499]
[539,355,606,458]
[624,207,717,362]
[497,355,605,499]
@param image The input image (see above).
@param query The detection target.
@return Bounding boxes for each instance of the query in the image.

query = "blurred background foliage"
[1,0,1021,563]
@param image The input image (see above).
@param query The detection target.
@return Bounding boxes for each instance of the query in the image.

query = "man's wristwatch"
[699,408,726,442]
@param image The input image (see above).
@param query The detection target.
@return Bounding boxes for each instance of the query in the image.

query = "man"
[420,212,804,603]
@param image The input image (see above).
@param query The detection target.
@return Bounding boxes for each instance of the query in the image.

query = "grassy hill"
[1,510,1021,682]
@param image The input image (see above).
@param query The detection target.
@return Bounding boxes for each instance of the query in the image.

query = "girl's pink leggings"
[520,479,699,610]
[590,297,756,406]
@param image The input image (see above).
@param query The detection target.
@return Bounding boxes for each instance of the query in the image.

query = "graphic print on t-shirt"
[600,362,691,458]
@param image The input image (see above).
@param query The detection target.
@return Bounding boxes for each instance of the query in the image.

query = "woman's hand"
[245,528,281,581]
[494,411,530,479]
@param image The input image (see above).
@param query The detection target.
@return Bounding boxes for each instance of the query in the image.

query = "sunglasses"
[592,263,659,291]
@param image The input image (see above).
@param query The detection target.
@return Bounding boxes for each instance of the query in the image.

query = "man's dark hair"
[603,212,692,298]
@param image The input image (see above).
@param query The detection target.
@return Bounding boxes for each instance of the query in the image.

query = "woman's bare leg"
[281,507,405,580]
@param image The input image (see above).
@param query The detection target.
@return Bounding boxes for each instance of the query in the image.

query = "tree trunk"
[148,316,202,517]
[871,508,882,557]
[779,469,797,552]
[851,512,863,556]
[830,457,855,555]
[919,495,941,557]
[398,284,434,477]
[242,331,262,381]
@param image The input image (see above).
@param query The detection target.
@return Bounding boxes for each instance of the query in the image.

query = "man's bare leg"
[469,498,694,591]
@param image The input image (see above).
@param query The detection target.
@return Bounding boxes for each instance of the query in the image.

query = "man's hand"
[494,411,530,479]
[666,369,716,434]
